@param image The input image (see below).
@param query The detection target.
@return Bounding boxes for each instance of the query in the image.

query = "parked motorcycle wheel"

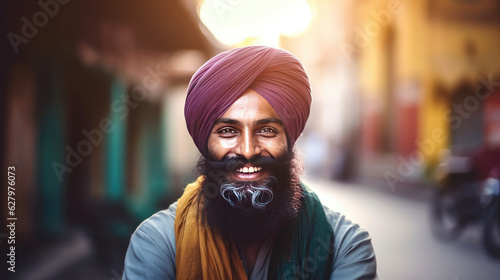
[483,200,500,259]
[430,188,465,241]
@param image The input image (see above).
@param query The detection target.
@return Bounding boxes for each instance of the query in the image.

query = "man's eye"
[217,128,238,137]
[259,128,278,135]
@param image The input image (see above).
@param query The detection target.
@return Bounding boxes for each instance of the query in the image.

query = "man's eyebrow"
[213,118,241,125]
[254,118,283,126]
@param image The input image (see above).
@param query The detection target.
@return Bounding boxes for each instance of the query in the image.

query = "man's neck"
[238,241,264,278]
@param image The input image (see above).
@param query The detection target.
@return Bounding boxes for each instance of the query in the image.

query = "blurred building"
[271,0,500,188]
[338,0,500,186]
[2,0,219,277]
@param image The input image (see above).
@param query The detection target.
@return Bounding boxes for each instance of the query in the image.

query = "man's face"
[201,89,301,242]
[207,89,288,183]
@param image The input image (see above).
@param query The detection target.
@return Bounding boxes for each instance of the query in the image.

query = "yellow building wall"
[355,0,500,174]
[422,13,500,166]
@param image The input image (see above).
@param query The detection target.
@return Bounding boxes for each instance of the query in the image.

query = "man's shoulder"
[133,202,178,242]
[322,205,370,239]
[322,205,372,252]
[322,204,377,277]
[123,203,178,279]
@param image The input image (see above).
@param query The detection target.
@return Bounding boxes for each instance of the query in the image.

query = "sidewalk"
[356,153,435,202]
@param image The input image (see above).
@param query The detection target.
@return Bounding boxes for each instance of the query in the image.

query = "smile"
[235,166,262,174]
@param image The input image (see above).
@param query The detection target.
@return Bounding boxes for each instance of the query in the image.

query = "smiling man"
[123,46,377,279]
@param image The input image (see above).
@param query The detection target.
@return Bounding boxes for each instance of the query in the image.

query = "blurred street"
[307,179,500,280]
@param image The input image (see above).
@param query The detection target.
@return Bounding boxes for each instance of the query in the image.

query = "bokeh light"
[199,0,313,46]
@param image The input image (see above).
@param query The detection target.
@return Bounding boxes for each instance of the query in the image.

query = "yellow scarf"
[175,176,248,279]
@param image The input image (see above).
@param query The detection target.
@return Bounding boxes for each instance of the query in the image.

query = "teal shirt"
[123,202,377,279]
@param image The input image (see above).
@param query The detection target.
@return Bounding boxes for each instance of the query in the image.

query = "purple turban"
[184,46,311,156]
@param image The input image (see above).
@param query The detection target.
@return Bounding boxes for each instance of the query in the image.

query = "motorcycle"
[481,167,500,258]
[430,147,500,259]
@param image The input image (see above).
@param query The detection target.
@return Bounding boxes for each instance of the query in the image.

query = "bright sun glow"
[199,0,313,47]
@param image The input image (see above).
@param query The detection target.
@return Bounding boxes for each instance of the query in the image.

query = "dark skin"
[207,89,288,276]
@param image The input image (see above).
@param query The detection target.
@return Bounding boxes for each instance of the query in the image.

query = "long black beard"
[196,150,303,244]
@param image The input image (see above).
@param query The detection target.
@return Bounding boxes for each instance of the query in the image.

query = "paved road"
[306,179,500,280]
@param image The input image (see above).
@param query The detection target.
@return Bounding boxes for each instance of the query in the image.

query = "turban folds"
[184,46,311,156]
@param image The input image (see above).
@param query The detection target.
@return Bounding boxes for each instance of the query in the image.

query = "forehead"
[218,89,280,121]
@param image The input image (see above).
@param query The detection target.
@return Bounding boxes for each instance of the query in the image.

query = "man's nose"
[235,128,261,160]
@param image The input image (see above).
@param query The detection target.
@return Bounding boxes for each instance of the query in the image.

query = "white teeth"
[236,167,262,174]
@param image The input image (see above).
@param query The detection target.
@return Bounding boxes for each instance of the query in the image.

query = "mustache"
[220,177,276,210]
[198,154,290,180]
